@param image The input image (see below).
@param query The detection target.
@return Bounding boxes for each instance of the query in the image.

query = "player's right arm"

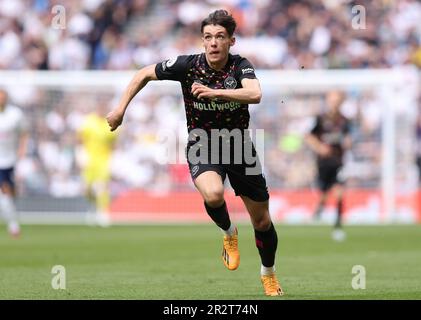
[17,110,29,161]
[305,133,331,157]
[305,116,332,157]
[106,64,158,131]
[107,56,191,132]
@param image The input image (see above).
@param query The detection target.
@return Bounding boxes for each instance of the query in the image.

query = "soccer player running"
[0,89,28,238]
[106,10,283,296]
[305,90,352,241]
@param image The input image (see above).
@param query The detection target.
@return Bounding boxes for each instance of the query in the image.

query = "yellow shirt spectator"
[79,112,117,218]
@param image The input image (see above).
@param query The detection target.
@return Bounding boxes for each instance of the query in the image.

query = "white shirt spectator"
[0,0,24,18]
[309,26,331,55]
[234,36,287,67]
[68,13,94,36]
[0,30,21,68]
[177,1,209,25]
[49,36,91,70]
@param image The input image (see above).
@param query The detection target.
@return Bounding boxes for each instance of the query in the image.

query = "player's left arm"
[342,119,353,151]
[17,133,28,160]
[191,78,262,104]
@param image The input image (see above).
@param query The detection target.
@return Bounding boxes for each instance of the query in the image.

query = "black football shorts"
[317,163,344,192]
[0,167,14,189]
[185,139,269,202]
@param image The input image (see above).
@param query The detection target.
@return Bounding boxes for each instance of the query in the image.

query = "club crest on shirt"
[224,76,237,89]
[162,57,177,71]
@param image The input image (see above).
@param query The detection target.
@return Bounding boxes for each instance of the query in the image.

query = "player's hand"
[191,82,217,100]
[106,109,124,131]
[317,144,332,157]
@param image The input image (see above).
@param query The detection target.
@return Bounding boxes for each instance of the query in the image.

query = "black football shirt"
[310,114,351,167]
[155,53,257,134]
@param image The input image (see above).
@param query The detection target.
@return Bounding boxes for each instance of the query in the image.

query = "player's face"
[202,25,235,66]
[326,91,344,114]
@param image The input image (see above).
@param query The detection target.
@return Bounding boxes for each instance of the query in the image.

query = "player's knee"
[252,214,272,231]
[203,188,224,207]
[0,182,13,195]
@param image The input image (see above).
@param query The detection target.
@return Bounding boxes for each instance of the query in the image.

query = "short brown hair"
[201,10,236,37]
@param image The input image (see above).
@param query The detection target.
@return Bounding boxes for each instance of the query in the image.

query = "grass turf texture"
[0,224,420,299]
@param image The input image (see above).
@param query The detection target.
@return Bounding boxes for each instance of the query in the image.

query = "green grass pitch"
[0,224,420,299]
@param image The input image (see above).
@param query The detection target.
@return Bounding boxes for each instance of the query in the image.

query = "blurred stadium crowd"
[0,0,420,198]
[1,0,420,70]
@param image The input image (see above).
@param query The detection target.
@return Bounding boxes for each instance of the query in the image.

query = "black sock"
[335,198,343,228]
[204,201,231,231]
[254,223,278,267]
